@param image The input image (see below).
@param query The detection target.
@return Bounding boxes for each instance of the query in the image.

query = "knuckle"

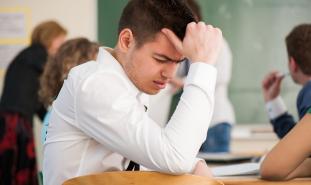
[206,24,213,29]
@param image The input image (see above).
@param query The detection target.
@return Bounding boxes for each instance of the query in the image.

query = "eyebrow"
[153,53,185,63]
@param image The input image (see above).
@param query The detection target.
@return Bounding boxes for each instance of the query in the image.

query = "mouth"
[153,80,167,89]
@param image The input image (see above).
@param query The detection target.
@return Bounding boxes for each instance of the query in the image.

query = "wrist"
[264,96,274,103]
[190,58,215,65]
[263,93,279,103]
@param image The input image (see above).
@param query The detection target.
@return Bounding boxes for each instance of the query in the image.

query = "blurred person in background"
[0,20,67,185]
[39,37,99,143]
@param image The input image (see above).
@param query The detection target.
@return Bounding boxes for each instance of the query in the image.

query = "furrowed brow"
[154,53,185,63]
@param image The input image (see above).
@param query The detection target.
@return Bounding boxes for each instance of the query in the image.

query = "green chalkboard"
[98,0,311,123]
[98,0,127,47]
[196,0,311,123]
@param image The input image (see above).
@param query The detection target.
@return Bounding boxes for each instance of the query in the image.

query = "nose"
[161,62,178,80]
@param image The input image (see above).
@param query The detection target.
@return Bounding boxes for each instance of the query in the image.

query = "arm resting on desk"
[260,114,311,180]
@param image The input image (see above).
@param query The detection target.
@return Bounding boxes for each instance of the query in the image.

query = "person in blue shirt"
[262,24,311,139]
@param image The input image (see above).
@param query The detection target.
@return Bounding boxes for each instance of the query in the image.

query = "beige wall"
[1,0,97,40]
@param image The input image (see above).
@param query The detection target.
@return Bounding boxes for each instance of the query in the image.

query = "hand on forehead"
[161,22,223,64]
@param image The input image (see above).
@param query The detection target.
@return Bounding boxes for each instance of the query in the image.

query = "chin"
[142,88,160,95]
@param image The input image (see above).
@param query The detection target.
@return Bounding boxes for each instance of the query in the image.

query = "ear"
[289,57,299,72]
[117,28,135,52]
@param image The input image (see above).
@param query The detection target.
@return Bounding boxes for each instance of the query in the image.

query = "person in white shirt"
[43,0,223,184]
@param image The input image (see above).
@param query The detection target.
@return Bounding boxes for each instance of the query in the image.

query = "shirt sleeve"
[75,62,216,174]
[265,96,288,120]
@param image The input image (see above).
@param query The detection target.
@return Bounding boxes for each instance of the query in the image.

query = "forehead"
[138,32,183,60]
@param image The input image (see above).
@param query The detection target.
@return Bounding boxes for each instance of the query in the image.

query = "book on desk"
[197,152,263,176]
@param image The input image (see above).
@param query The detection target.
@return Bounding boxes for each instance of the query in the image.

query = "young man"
[262,24,311,139]
[43,1,222,184]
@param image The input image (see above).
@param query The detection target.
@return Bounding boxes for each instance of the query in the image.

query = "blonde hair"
[39,38,99,107]
[31,20,67,48]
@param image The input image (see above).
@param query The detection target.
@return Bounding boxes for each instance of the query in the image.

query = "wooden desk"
[62,171,222,185]
[62,172,311,185]
[219,177,311,185]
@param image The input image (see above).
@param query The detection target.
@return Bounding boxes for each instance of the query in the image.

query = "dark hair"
[286,24,311,75]
[118,0,196,47]
[39,38,99,107]
[185,0,202,21]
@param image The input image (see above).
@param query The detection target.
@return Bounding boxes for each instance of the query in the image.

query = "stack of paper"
[211,162,260,176]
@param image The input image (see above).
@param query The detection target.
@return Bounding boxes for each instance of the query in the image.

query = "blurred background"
[1,0,311,170]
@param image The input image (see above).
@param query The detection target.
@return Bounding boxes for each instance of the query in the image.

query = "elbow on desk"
[153,133,202,174]
[260,164,292,181]
[153,146,196,174]
[159,155,195,175]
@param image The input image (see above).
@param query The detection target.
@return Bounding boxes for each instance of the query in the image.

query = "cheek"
[131,56,149,75]
[142,63,162,79]
[125,58,143,83]
[53,40,63,50]
[52,36,65,51]
[129,54,161,82]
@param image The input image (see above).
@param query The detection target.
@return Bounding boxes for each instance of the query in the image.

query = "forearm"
[261,158,311,181]
[135,62,216,173]
[164,83,214,162]
[285,158,311,180]
[140,63,216,173]
[260,115,311,180]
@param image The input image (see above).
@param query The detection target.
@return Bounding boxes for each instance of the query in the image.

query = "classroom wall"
[1,0,97,41]
[98,0,127,47]
[0,0,97,92]
[98,0,311,124]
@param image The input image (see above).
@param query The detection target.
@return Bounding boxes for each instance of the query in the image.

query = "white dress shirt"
[43,47,217,185]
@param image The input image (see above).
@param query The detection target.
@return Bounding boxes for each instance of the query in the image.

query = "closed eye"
[153,57,185,64]
[154,57,169,63]
[153,53,185,64]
